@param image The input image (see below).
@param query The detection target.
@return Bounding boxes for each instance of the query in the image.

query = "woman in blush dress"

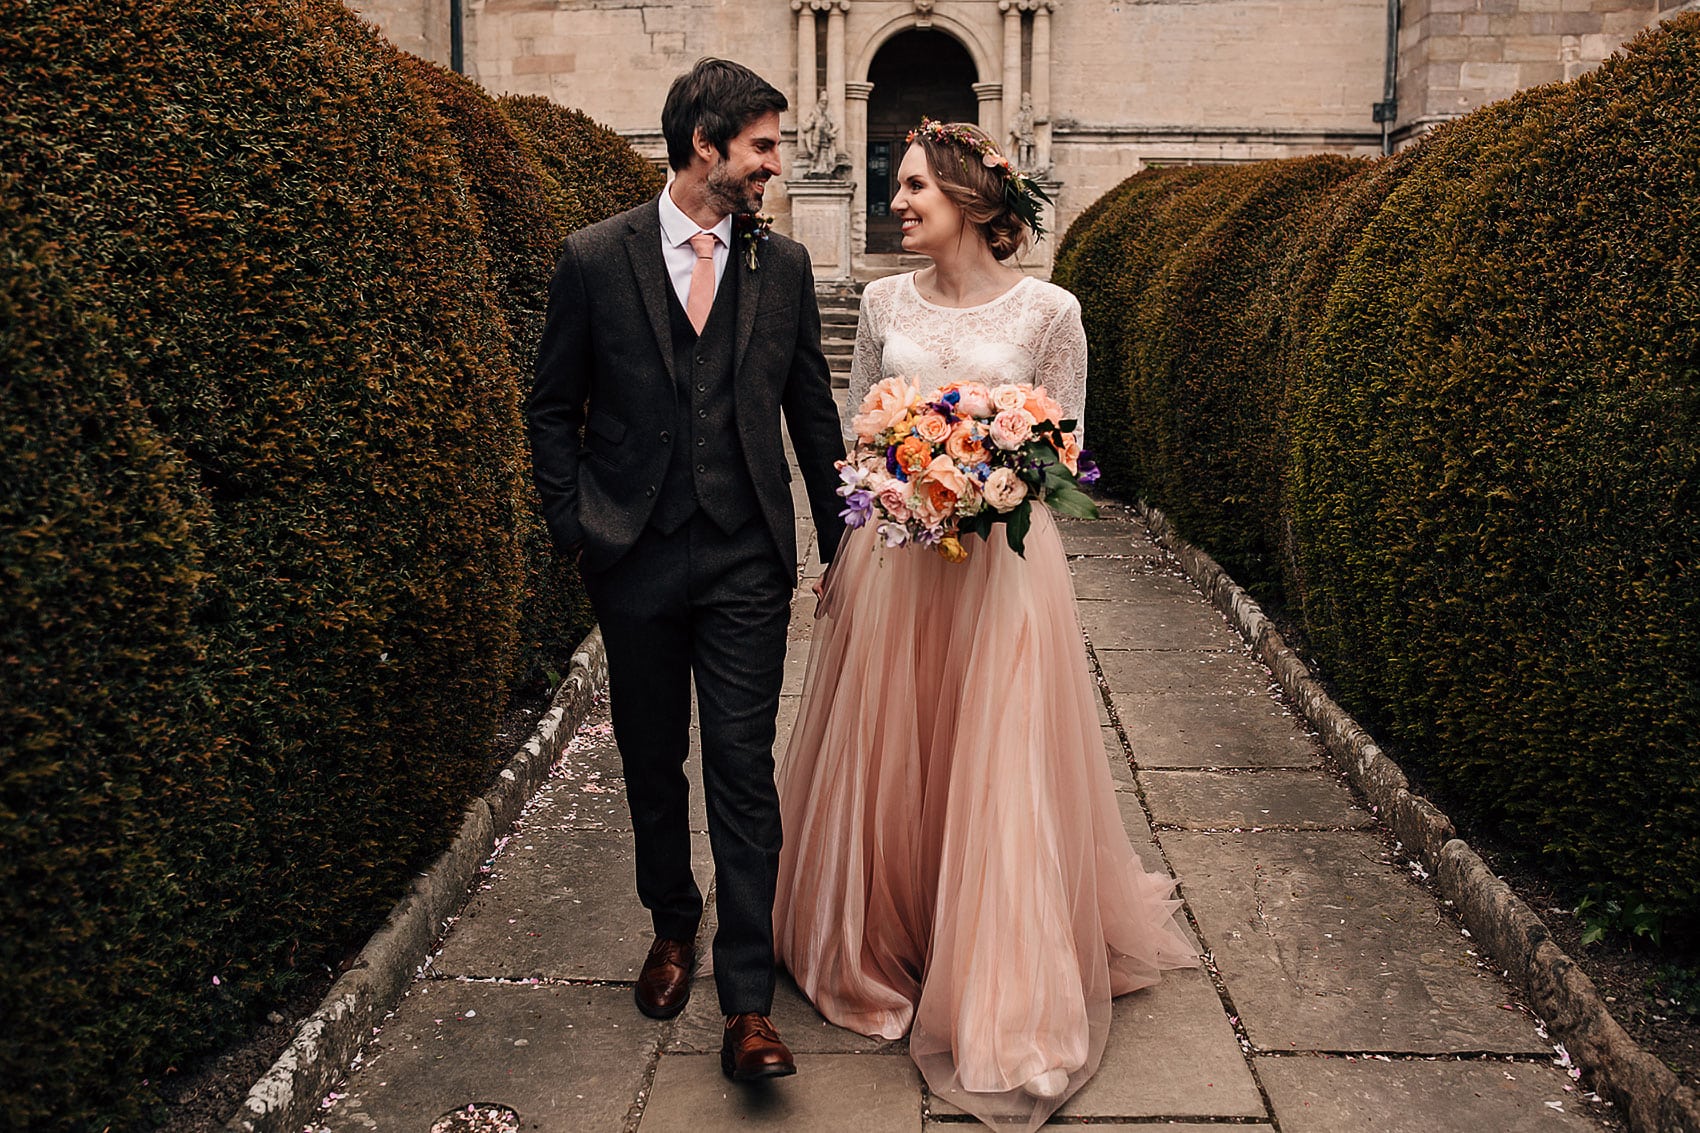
[773,120,1199,1130]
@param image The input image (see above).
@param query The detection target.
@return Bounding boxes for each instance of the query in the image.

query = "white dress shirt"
[658,185,733,314]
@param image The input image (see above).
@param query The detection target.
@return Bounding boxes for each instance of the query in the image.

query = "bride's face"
[891,144,966,259]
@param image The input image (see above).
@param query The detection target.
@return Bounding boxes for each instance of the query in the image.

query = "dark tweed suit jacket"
[529,196,847,575]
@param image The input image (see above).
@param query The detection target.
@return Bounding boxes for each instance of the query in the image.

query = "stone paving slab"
[926,967,1263,1121]
[1162,831,1549,1055]
[1068,560,1204,594]
[639,1053,924,1132]
[931,1115,1278,1122]
[1097,647,1275,698]
[1255,1055,1609,1131]
[1115,693,1322,769]
[1066,558,1186,601]
[322,981,662,1132]
[668,971,902,1056]
[1140,769,1372,831]
[1077,595,1237,651]
[433,827,712,981]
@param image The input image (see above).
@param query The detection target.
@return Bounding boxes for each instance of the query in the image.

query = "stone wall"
[1395,0,1665,141]
[346,0,452,66]
[345,0,1695,276]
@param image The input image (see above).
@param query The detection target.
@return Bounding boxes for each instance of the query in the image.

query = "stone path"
[314,489,1618,1132]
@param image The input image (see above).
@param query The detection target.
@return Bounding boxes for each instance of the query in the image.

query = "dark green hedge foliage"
[0,0,624,1122]
[1062,13,1700,930]
[406,61,595,691]
[500,94,667,235]
[492,93,662,684]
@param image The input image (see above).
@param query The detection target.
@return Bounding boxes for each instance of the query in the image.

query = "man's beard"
[705,160,765,216]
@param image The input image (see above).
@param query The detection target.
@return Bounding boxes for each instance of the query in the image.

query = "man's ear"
[692,126,719,166]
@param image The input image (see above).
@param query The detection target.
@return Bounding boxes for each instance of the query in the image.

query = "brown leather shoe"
[634,937,694,1020]
[720,1012,797,1080]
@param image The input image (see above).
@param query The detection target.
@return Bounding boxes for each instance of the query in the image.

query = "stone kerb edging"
[1136,503,1700,1133]
[227,630,611,1133]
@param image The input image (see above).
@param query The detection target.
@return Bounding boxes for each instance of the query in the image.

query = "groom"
[528,58,846,1080]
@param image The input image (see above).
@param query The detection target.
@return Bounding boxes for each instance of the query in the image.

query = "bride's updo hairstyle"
[909,121,1030,261]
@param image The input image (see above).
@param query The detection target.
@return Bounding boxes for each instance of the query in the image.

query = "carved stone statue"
[1009,92,1039,172]
[800,94,840,178]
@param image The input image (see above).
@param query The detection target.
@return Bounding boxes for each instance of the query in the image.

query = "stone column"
[826,0,849,149]
[792,1,817,118]
[845,79,873,259]
[1033,1,1054,170]
[999,0,1023,148]
[973,81,1004,146]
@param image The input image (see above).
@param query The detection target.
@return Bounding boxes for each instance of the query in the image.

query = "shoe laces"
[729,1012,780,1042]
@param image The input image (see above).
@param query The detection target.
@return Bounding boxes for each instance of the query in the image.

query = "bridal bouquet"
[837,377,1099,562]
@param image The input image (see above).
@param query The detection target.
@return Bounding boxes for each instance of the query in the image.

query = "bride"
[773,120,1199,1129]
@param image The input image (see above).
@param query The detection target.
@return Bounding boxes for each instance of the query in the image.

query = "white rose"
[982,467,1029,512]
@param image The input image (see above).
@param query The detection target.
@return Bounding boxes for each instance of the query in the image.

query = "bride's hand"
[812,557,837,618]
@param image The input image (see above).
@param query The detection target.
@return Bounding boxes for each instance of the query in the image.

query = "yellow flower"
[938,536,969,564]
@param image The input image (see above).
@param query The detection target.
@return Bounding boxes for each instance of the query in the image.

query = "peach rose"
[921,453,972,497]
[981,467,1029,512]
[1058,434,1082,475]
[913,454,972,523]
[990,383,1028,413]
[893,434,933,478]
[851,376,921,441]
[1024,385,1067,426]
[914,412,951,444]
[875,481,912,522]
[945,421,988,465]
[990,408,1036,451]
[955,382,995,418]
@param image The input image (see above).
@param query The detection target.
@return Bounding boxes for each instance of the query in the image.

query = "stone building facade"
[348,0,1695,280]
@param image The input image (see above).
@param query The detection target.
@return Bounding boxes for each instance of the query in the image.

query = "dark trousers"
[582,511,792,1016]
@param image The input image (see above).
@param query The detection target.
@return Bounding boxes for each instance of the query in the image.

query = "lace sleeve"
[1034,290,1089,445]
[842,281,886,440]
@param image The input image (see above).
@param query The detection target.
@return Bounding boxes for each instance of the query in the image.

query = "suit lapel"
[624,198,677,386]
[732,227,765,374]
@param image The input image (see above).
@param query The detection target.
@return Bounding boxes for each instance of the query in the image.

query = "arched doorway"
[864,30,978,254]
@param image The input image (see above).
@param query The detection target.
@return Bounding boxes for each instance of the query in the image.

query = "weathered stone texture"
[347,0,1676,277]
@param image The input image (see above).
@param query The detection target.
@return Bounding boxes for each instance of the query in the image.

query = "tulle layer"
[775,508,1199,1130]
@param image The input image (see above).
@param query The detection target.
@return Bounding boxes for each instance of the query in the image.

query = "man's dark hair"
[661,58,788,172]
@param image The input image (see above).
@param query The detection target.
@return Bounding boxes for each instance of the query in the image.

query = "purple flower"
[886,444,904,481]
[839,488,874,527]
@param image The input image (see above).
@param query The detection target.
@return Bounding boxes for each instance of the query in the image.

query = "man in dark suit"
[527,59,846,1081]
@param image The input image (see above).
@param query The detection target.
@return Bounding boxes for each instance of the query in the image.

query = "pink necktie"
[685,231,718,334]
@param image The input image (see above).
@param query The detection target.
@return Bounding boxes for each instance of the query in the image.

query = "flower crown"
[905,117,1053,242]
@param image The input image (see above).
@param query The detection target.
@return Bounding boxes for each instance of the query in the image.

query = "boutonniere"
[736,213,773,271]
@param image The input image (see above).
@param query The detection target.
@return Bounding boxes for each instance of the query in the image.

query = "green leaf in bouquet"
[1045,481,1100,519]
[1058,418,1078,433]
[958,510,995,541]
[1004,500,1032,556]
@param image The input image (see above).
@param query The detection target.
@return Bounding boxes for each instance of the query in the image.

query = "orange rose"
[918,477,957,521]
[1059,434,1082,474]
[1025,385,1067,426]
[945,421,988,465]
[894,435,933,477]
[914,412,952,444]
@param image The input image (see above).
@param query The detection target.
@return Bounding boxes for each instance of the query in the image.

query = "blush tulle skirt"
[774,506,1199,1130]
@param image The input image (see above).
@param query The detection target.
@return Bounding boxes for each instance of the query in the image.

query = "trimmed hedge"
[0,1,652,1124]
[1121,156,1363,597]
[500,94,667,235]
[1060,12,1700,930]
[1054,165,1228,495]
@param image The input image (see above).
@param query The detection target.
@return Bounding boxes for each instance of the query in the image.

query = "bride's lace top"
[843,272,1090,445]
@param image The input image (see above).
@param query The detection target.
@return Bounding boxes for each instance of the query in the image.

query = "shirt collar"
[660,184,733,249]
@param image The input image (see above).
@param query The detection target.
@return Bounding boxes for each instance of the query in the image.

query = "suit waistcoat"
[648,271,760,535]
